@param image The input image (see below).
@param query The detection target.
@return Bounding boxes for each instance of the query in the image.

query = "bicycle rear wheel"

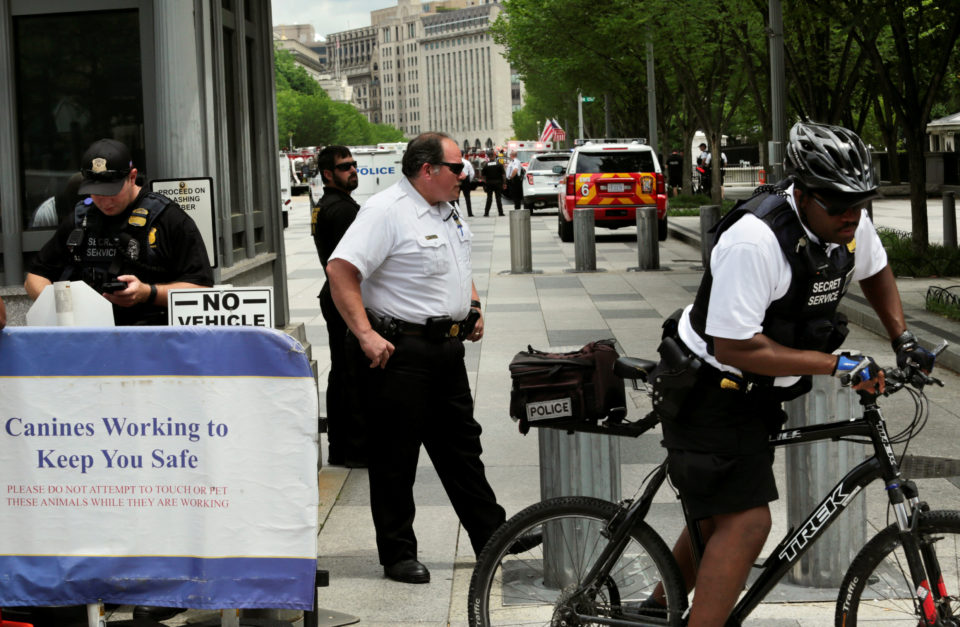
[468,496,687,626]
[836,510,960,625]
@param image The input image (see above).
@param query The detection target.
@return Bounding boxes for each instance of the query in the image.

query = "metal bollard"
[944,191,957,249]
[635,207,660,270]
[573,209,597,272]
[784,375,866,587]
[509,208,533,273]
[699,205,721,268]
[539,428,620,588]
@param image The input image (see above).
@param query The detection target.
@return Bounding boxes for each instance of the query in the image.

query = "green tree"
[838,0,960,248]
[272,46,406,148]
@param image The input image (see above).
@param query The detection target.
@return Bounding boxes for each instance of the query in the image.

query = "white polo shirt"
[678,184,888,383]
[506,158,522,179]
[329,176,474,324]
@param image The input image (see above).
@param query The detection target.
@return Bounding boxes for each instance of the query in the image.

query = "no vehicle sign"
[168,287,274,327]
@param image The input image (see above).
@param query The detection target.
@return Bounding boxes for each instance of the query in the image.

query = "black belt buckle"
[425,315,455,341]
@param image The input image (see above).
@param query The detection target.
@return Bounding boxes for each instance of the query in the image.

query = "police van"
[308,144,406,208]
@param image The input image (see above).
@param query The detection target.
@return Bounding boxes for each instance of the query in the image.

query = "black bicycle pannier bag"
[508,339,626,434]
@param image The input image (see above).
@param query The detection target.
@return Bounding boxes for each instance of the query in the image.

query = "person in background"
[480,150,505,217]
[311,145,367,468]
[666,149,683,197]
[456,154,476,217]
[505,150,523,210]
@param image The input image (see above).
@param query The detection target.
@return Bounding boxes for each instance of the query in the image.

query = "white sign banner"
[0,327,318,609]
[168,287,274,327]
[151,177,218,268]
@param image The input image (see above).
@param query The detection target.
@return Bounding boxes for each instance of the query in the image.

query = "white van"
[308,144,406,208]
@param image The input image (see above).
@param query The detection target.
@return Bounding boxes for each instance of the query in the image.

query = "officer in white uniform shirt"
[505,149,523,209]
[326,132,506,585]
[457,155,475,216]
[639,122,936,626]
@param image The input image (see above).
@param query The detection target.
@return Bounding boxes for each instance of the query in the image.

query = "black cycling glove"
[833,352,881,387]
[892,330,935,372]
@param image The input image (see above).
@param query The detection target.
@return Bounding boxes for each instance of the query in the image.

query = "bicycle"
[468,346,958,626]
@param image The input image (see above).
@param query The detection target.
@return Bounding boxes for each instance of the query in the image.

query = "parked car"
[521,152,569,210]
[556,139,668,243]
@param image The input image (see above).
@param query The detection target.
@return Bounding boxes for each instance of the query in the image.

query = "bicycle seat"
[615,357,658,381]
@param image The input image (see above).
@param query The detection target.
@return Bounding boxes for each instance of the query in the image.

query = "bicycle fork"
[892,481,955,625]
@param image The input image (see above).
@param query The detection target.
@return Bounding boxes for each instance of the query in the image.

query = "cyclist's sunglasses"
[436,161,465,175]
[811,195,863,217]
[334,161,358,172]
[81,168,130,181]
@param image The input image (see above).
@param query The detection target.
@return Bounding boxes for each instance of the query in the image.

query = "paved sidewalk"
[287,190,960,626]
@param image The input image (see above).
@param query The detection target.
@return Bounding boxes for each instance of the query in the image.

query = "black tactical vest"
[62,192,170,291]
[689,183,854,358]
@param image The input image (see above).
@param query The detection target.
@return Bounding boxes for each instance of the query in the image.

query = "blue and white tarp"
[0,326,319,609]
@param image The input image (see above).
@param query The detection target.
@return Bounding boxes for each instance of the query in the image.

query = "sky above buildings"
[271,0,396,41]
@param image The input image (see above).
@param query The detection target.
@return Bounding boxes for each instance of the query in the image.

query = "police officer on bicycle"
[647,122,935,626]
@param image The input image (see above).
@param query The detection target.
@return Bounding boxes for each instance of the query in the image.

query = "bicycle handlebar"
[881,339,948,395]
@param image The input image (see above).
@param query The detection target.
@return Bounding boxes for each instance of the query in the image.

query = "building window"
[14,9,145,231]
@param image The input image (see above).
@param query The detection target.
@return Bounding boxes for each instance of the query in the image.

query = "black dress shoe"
[384,558,430,584]
[132,605,184,621]
[506,530,543,554]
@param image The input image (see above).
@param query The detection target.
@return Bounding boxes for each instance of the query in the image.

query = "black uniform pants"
[457,183,473,216]
[483,183,504,216]
[352,333,506,566]
[319,286,367,464]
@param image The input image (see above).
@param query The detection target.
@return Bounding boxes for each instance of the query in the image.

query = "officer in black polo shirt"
[311,145,367,468]
[25,138,213,326]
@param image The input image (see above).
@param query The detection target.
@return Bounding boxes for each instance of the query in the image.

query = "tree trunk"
[904,126,928,249]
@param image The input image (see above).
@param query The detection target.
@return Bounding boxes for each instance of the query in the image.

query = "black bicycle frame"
[564,396,936,626]
[727,398,928,623]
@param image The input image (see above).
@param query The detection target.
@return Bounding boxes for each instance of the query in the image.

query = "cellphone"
[101,281,128,293]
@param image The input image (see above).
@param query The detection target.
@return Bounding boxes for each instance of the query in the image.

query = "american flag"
[540,119,565,143]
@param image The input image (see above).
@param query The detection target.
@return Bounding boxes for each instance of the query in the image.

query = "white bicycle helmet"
[784,122,879,200]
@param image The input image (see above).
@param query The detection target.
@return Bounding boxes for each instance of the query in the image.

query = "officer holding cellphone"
[24,138,213,326]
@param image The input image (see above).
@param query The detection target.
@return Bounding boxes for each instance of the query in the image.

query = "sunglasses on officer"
[810,194,864,217]
[435,161,465,175]
[334,161,358,172]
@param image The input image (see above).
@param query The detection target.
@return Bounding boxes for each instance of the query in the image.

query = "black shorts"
[666,448,778,520]
[660,377,784,519]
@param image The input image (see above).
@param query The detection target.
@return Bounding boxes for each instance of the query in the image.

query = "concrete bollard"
[699,205,721,268]
[635,207,660,270]
[509,208,533,273]
[944,191,957,249]
[539,428,620,588]
[573,209,597,272]
[784,375,866,587]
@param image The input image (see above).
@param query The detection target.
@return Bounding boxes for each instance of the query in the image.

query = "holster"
[425,315,455,341]
[365,309,398,340]
[650,310,703,422]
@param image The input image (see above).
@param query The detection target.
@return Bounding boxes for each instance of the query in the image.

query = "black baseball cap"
[78,138,133,195]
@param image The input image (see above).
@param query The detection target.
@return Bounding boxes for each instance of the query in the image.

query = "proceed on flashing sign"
[168,287,274,327]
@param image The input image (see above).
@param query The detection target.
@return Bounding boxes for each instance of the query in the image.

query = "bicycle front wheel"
[468,496,687,626]
[836,510,960,626]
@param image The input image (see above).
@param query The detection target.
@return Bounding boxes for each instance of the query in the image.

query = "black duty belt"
[672,334,745,392]
[395,316,467,341]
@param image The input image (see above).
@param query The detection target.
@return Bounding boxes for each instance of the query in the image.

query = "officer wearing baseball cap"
[24,138,214,326]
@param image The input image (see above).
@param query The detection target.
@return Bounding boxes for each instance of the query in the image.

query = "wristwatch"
[470,299,482,310]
